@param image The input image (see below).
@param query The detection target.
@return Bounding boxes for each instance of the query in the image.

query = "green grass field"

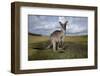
[28,35,88,61]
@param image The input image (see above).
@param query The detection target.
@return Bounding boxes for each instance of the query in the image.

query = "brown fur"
[47,21,68,51]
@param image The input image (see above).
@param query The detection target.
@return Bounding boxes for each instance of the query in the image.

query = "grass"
[28,35,88,60]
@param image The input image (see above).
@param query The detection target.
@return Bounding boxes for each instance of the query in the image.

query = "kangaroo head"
[59,21,68,32]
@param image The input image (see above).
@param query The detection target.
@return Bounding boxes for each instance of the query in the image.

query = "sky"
[28,15,88,36]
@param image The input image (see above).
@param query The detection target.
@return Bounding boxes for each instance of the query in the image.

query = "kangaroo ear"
[65,21,68,25]
[59,21,63,27]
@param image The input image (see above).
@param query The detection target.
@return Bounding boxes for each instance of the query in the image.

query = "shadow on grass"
[30,41,48,50]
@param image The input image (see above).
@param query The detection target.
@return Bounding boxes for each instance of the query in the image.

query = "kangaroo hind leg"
[52,41,56,52]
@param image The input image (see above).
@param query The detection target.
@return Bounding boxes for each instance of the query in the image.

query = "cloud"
[28,15,88,36]
[59,16,67,23]
[67,24,87,33]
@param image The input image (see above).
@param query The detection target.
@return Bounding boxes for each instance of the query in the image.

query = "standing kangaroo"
[47,21,68,51]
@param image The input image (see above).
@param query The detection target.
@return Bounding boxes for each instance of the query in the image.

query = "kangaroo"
[47,21,68,51]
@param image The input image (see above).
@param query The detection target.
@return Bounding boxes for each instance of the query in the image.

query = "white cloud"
[59,16,67,23]
[68,24,86,33]
[28,15,88,36]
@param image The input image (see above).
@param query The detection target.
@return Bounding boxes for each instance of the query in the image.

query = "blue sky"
[28,15,88,36]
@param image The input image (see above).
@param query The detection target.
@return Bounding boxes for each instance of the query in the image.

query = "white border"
[20,6,95,70]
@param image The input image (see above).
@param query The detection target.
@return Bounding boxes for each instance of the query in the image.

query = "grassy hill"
[28,32,42,36]
[28,35,88,60]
